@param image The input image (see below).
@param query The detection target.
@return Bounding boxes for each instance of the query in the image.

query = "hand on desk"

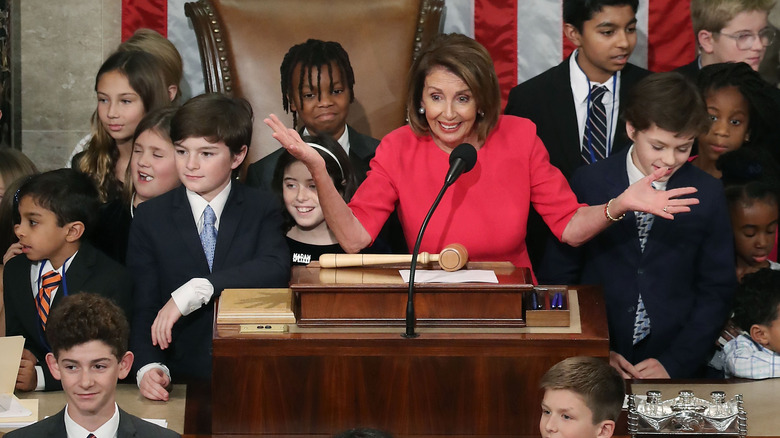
[140,368,172,401]
[152,298,182,350]
[16,348,37,391]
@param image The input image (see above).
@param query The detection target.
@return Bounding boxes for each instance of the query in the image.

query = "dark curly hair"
[46,293,129,359]
[733,269,780,330]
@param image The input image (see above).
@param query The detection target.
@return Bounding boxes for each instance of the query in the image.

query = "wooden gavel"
[319,243,469,272]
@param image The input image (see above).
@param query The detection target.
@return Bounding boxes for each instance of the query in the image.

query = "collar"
[64,403,119,438]
[186,180,232,230]
[626,145,668,191]
[303,125,350,155]
[569,50,621,104]
[31,252,78,276]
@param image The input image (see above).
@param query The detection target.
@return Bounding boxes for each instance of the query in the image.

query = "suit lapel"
[605,150,642,253]
[551,59,582,177]
[213,183,243,270]
[55,243,96,305]
[117,408,138,438]
[172,186,210,271]
[49,409,68,438]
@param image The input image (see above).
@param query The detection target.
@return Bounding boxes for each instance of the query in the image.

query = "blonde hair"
[118,28,183,103]
[691,0,775,34]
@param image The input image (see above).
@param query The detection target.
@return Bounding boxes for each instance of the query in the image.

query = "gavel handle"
[319,252,435,268]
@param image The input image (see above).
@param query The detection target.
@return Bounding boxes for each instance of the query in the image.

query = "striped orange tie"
[37,270,61,331]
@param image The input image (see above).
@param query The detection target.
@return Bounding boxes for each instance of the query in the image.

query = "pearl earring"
[418,107,425,114]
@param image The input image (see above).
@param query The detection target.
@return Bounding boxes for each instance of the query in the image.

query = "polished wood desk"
[0,384,186,436]
[194,266,610,437]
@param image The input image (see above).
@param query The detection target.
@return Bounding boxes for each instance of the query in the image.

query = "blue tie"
[582,85,609,164]
[200,205,217,271]
[633,211,654,344]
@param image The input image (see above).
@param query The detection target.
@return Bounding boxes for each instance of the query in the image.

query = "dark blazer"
[127,183,290,380]
[538,148,737,378]
[674,58,700,82]
[245,125,380,191]
[504,56,651,272]
[3,242,133,390]
[505,56,651,180]
[4,407,180,438]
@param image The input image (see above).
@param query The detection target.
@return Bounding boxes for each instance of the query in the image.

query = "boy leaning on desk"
[5,293,179,438]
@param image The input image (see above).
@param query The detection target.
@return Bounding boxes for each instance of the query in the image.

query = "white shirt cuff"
[35,365,45,391]
[136,363,172,388]
[171,278,214,315]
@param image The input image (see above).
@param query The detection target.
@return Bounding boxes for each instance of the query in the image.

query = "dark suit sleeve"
[244,149,283,191]
[207,190,290,295]
[657,184,737,377]
[127,208,167,372]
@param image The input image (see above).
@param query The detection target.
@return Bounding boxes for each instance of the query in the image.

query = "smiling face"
[174,136,246,202]
[289,62,350,139]
[700,10,770,70]
[628,122,695,182]
[731,198,778,271]
[698,86,750,167]
[282,160,328,232]
[96,70,146,144]
[565,4,638,83]
[420,66,479,152]
[131,129,180,205]
[540,389,611,438]
[45,341,132,428]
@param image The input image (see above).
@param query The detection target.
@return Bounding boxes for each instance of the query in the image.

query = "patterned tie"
[37,270,61,331]
[200,205,217,271]
[87,434,97,438]
[582,85,609,164]
[633,211,655,345]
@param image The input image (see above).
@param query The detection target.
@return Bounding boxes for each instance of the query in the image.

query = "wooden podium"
[197,265,609,438]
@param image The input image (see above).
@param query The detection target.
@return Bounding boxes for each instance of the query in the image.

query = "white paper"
[398,269,498,283]
[142,418,169,427]
[0,395,32,418]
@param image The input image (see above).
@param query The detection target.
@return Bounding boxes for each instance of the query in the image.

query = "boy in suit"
[540,357,625,438]
[539,73,737,379]
[4,169,132,392]
[677,0,775,78]
[128,93,290,401]
[245,39,379,191]
[504,0,651,271]
[6,293,180,438]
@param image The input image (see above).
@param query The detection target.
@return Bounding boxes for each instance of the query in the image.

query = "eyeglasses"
[715,28,776,50]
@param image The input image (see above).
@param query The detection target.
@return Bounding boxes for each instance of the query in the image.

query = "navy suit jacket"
[245,125,379,191]
[127,183,290,380]
[4,407,180,438]
[3,242,133,390]
[538,148,737,378]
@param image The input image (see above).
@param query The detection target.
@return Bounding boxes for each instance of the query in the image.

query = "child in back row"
[272,134,357,265]
[540,356,625,438]
[3,169,133,391]
[128,93,290,401]
[724,269,780,378]
[692,62,778,179]
[5,293,180,438]
[539,72,737,379]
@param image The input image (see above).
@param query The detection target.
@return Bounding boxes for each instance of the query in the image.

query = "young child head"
[44,293,133,426]
[732,269,780,352]
[280,39,356,138]
[563,0,640,83]
[540,356,625,438]
[272,134,357,233]
[695,62,776,177]
[170,93,251,201]
[691,0,776,70]
[117,28,184,103]
[623,72,711,182]
[125,106,180,206]
[79,50,171,202]
[720,147,780,279]
[14,169,99,267]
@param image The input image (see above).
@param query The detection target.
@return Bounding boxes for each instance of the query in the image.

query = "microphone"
[403,143,478,338]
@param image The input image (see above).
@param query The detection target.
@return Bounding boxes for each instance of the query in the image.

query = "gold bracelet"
[604,198,625,222]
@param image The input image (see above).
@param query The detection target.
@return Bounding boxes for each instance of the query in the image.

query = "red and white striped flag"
[121,0,696,106]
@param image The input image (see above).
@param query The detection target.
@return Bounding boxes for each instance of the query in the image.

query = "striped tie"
[582,85,609,164]
[37,270,61,331]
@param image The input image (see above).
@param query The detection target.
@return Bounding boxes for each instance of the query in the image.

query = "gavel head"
[439,243,468,271]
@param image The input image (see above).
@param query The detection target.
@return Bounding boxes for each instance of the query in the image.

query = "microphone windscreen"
[450,143,478,173]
